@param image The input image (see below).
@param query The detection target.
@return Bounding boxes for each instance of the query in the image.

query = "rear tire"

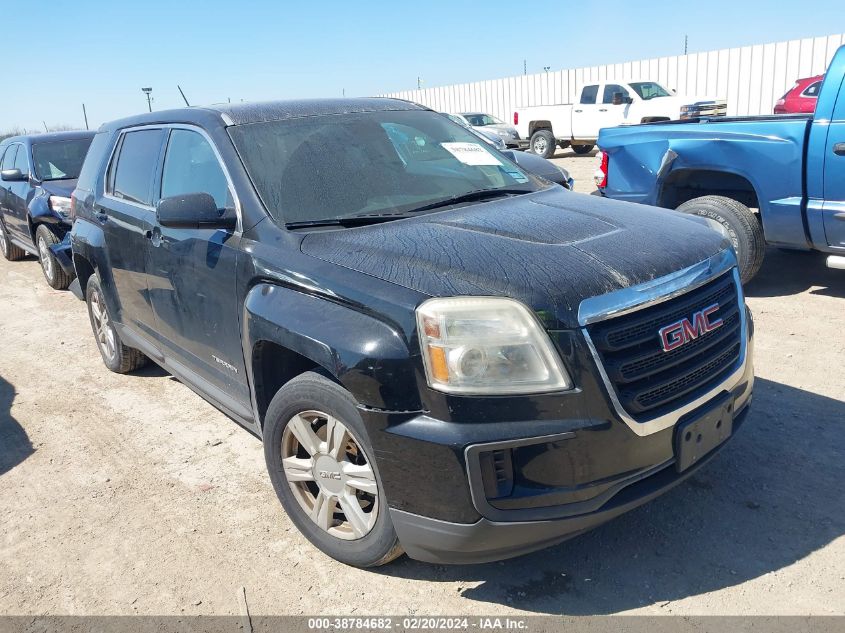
[35,224,72,290]
[676,195,765,284]
[263,372,403,568]
[0,216,25,261]
[85,274,148,373]
[571,144,594,155]
[529,129,556,159]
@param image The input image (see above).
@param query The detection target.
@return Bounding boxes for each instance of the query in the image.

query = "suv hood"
[39,178,78,197]
[300,189,729,328]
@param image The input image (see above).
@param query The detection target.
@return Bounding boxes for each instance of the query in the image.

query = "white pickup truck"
[513,80,726,158]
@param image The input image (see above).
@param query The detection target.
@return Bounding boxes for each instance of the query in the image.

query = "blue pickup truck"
[596,45,845,283]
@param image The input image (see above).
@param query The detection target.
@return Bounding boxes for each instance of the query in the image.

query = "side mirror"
[612,92,624,106]
[1,168,27,182]
[156,192,236,230]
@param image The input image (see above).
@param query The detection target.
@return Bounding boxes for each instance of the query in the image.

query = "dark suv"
[70,99,754,567]
[0,131,94,288]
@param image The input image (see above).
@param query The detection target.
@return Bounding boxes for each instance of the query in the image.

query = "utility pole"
[82,103,89,130]
[142,87,153,112]
[417,76,422,89]
[43,121,48,133]
[684,35,688,55]
[523,59,527,75]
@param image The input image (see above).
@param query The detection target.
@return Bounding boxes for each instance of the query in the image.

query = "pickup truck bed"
[596,44,845,282]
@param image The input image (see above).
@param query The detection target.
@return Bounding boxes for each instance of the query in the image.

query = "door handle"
[599,108,608,112]
[574,109,583,113]
[834,143,845,156]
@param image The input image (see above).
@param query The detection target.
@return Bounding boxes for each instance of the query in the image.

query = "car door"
[822,79,845,248]
[98,128,166,338]
[595,83,633,130]
[0,145,14,226]
[4,143,33,241]
[145,126,250,410]
[571,84,601,139]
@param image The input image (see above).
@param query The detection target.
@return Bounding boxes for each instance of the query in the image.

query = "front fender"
[29,191,66,231]
[242,283,422,414]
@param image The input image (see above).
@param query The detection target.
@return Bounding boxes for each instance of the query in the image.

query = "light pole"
[141,87,153,112]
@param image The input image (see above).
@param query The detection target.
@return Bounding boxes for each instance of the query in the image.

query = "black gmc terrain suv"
[70,99,754,567]
[0,130,94,288]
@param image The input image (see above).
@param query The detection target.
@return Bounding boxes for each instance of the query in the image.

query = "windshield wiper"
[285,215,412,229]
[403,188,530,214]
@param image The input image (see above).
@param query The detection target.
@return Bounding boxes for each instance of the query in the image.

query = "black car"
[70,99,754,567]
[0,131,95,288]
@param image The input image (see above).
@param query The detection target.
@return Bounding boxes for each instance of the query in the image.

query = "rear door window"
[110,129,165,205]
[580,85,599,104]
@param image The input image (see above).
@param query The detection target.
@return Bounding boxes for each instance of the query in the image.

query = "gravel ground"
[0,151,843,616]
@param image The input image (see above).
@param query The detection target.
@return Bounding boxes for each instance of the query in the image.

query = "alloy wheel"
[533,137,547,154]
[281,410,378,540]
[90,289,117,362]
[38,235,54,282]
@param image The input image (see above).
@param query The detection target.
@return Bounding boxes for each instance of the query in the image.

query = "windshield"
[32,138,93,181]
[463,113,503,126]
[229,110,542,226]
[628,82,672,100]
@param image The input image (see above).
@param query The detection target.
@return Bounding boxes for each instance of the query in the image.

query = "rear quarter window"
[76,133,113,193]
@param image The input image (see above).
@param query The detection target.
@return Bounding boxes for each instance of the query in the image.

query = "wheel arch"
[659,168,761,213]
[528,120,554,138]
[243,283,421,429]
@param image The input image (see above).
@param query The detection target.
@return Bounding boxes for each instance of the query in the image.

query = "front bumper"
[364,254,753,564]
[47,232,76,277]
[390,402,749,564]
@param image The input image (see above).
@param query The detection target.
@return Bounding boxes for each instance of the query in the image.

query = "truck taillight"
[513,112,518,125]
[594,151,608,189]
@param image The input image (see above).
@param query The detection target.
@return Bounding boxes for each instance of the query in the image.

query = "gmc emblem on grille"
[658,303,723,352]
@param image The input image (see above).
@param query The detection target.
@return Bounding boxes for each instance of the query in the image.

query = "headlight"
[49,195,72,215]
[416,297,572,394]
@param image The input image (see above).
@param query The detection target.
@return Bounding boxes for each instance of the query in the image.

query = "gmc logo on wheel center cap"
[658,303,723,352]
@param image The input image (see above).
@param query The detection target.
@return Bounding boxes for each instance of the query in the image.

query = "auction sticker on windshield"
[441,142,503,166]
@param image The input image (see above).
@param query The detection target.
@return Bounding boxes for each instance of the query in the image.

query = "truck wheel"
[572,144,594,155]
[0,216,25,261]
[35,225,72,290]
[263,371,403,568]
[676,195,765,284]
[85,274,148,373]
[530,129,556,159]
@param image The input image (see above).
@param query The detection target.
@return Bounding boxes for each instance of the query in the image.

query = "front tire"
[571,144,594,155]
[35,225,72,290]
[263,372,403,567]
[0,216,25,261]
[529,129,556,159]
[676,195,765,284]
[85,274,148,373]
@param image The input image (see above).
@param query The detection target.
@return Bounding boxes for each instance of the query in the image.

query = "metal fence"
[380,33,844,121]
